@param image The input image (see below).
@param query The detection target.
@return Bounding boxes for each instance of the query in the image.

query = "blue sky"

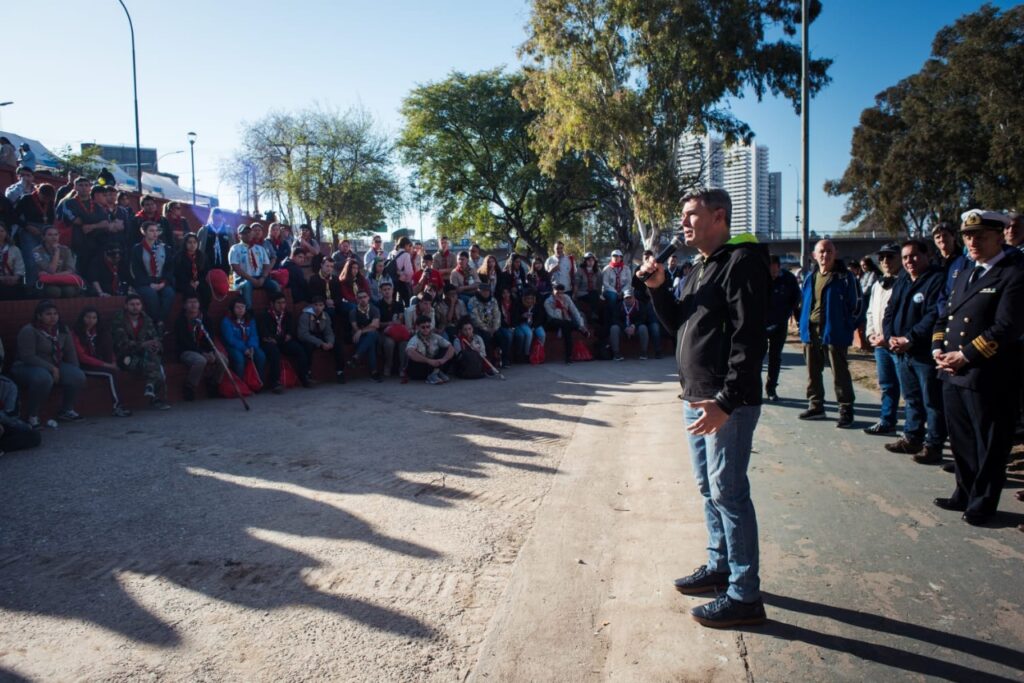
[1,0,1010,236]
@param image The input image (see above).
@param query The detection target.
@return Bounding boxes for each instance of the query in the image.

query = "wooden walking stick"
[197,319,251,411]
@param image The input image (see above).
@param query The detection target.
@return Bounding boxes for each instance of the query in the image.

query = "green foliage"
[52,144,104,177]
[399,68,603,258]
[827,4,1024,236]
[229,107,403,237]
[520,0,831,250]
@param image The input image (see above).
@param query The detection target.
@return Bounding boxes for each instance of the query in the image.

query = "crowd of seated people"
[0,172,676,455]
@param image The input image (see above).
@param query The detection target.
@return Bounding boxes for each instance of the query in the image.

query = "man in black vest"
[932,209,1024,526]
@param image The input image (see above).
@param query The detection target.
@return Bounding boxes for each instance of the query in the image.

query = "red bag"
[218,370,253,398]
[384,323,411,342]
[208,269,229,299]
[279,357,300,388]
[243,357,264,392]
[529,337,545,365]
[269,268,290,287]
[571,338,593,362]
[37,272,85,288]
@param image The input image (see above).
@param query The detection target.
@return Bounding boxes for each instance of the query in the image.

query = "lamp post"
[187,131,197,205]
[799,0,810,273]
[116,0,142,193]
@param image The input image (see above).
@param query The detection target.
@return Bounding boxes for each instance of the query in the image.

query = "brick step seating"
[0,293,669,419]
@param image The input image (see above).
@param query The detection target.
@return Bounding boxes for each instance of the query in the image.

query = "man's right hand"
[637,258,665,288]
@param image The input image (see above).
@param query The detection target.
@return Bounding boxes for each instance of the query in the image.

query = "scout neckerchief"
[187,251,199,282]
[142,239,159,278]
[30,190,49,222]
[247,244,259,273]
[0,244,9,275]
[235,315,250,342]
[189,315,206,343]
[105,256,119,294]
[501,298,512,325]
[553,294,568,319]
[623,298,637,327]
[35,321,61,365]
[610,260,625,290]
[127,314,143,340]
[270,309,285,337]
[84,327,98,357]
[584,268,597,291]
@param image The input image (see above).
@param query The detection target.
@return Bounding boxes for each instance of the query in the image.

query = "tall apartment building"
[677,134,779,238]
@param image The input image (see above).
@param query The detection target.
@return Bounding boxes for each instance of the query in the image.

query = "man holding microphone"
[639,188,770,628]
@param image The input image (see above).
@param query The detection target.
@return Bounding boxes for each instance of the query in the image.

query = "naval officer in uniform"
[932,209,1024,525]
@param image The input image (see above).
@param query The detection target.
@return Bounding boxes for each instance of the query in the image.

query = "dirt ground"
[0,360,681,682]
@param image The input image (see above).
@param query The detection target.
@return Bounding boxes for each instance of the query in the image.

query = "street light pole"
[117,0,142,193]
[799,0,811,272]
[187,131,197,205]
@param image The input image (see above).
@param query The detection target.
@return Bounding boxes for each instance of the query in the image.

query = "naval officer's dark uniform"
[932,219,1024,522]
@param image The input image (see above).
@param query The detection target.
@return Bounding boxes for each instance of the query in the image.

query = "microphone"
[636,233,686,282]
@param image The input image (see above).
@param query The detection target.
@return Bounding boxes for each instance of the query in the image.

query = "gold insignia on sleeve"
[932,332,945,341]
[970,336,998,358]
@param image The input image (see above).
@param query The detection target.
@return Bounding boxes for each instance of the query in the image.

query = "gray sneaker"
[437,371,451,383]
[426,370,443,385]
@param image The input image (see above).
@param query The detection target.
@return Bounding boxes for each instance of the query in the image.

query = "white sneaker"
[426,370,443,385]
[437,371,451,383]
[27,416,41,430]
[639,355,648,360]
[614,356,624,361]
[143,384,156,399]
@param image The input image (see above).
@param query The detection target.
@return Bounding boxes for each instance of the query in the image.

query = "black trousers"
[301,340,346,377]
[264,339,309,386]
[942,381,1017,516]
[764,324,788,391]
[548,319,579,359]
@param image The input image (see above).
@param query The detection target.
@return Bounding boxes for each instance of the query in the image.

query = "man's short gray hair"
[681,188,732,227]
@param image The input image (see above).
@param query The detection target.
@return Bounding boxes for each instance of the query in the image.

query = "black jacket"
[610,300,651,328]
[175,314,214,355]
[767,268,801,328]
[257,310,296,344]
[129,241,174,288]
[882,266,944,361]
[650,238,770,413]
[932,249,1024,391]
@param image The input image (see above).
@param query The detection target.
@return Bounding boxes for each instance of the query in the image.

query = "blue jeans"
[11,362,86,417]
[234,277,281,309]
[643,302,662,353]
[895,354,946,447]
[227,347,266,379]
[16,230,41,285]
[874,347,900,428]
[353,331,380,372]
[514,323,545,357]
[683,401,762,602]
[137,284,176,325]
[495,327,514,363]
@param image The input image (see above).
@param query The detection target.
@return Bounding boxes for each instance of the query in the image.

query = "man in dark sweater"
[640,188,769,629]
[763,255,801,401]
[882,240,945,462]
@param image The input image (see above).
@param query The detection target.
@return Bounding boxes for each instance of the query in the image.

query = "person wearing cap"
[86,241,128,297]
[129,221,175,328]
[931,221,971,320]
[574,252,602,322]
[601,249,630,315]
[882,239,946,463]
[545,240,576,296]
[608,288,652,360]
[544,281,589,364]
[932,209,1024,525]
[17,143,36,171]
[64,184,115,268]
[798,239,862,427]
[197,207,234,273]
[228,223,280,309]
[862,242,903,435]
[763,255,801,401]
[469,280,501,360]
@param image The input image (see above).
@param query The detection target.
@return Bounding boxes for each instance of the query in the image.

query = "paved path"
[1,346,1021,681]
[473,345,1024,682]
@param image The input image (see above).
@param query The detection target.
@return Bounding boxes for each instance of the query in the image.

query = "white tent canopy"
[0,130,62,170]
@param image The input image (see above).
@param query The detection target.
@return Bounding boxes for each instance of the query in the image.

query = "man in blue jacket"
[881,240,945,463]
[798,239,861,427]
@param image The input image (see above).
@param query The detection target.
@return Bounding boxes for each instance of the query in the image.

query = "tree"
[398,68,605,258]
[229,107,403,239]
[52,144,105,178]
[520,0,831,251]
[827,4,1024,237]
